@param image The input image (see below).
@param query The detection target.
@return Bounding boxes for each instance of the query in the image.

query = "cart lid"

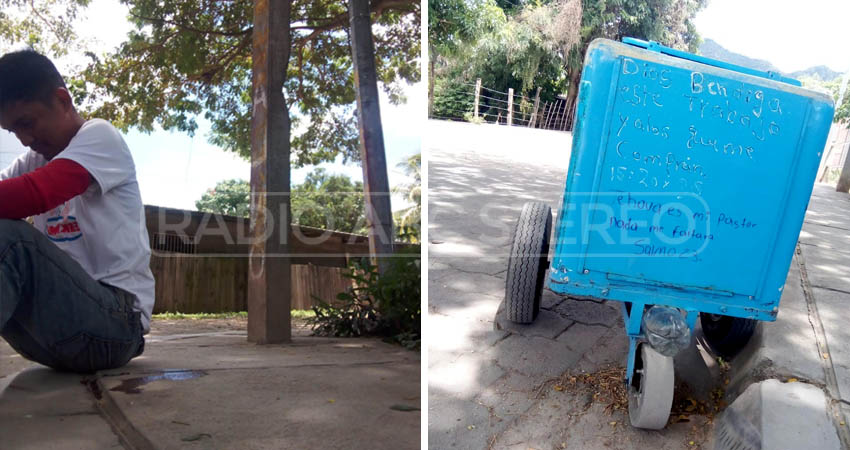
[622,37,802,87]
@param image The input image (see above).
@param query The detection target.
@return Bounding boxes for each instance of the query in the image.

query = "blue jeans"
[0,219,144,373]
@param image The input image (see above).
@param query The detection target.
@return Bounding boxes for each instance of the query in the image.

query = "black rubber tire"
[699,313,757,359]
[505,202,552,324]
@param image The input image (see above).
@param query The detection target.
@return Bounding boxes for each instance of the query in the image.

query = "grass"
[152,310,316,320]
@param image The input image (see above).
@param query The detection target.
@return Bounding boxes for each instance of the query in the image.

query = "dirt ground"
[147,316,316,335]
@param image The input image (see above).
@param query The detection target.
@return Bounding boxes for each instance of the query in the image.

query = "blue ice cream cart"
[504,38,835,429]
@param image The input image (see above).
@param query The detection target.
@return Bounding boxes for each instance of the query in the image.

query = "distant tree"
[195,178,250,217]
[804,76,850,124]
[560,0,706,127]
[291,169,366,234]
[428,0,504,114]
[433,0,707,128]
[0,0,89,57]
[828,79,850,124]
[196,170,367,234]
[393,153,420,242]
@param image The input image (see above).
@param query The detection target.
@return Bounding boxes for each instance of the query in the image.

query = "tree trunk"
[247,0,292,344]
[350,0,395,273]
[428,52,435,117]
[564,68,582,131]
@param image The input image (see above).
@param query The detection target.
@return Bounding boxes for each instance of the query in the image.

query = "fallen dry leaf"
[672,414,690,424]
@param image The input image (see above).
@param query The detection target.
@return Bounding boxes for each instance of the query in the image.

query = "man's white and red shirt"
[0,119,155,333]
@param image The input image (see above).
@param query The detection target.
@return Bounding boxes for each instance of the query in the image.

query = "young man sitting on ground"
[0,49,153,373]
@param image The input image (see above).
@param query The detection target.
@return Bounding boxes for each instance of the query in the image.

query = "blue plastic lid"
[622,37,802,87]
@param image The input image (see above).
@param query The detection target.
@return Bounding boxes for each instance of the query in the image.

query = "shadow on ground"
[427,121,715,450]
[1,320,421,450]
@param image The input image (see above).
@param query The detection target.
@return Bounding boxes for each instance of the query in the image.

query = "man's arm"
[0,159,91,219]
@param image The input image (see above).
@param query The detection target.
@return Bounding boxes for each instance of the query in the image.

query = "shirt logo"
[46,215,83,242]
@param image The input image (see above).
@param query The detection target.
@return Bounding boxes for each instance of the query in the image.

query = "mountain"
[699,38,779,73]
[788,65,842,82]
[698,38,842,82]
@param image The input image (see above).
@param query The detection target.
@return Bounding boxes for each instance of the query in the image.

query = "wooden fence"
[144,205,414,313]
[150,255,353,313]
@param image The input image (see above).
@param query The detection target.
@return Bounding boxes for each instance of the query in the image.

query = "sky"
[0,0,421,211]
[693,0,850,73]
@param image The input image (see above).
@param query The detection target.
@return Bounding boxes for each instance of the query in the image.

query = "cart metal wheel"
[629,344,674,430]
[504,202,552,324]
[699,313,757,359]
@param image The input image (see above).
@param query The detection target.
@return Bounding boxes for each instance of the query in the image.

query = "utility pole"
[350,0,394,272]
[247,0,292,344]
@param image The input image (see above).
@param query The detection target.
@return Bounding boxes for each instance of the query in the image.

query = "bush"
[309,246,421,349]
[432,77,473,120]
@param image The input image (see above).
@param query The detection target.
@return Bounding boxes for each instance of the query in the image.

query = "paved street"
[427,120,715,449]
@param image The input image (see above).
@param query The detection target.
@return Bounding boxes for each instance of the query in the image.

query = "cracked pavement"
[427,120,714,449]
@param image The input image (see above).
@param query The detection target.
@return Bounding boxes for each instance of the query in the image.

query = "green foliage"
[392,153,420,242]
[431,0,573,117]
[428,0,504,111]
[0,0,90,58]
[291,168,367,234]
[837,95,850,124]
[75,0,419,167]
[429,0,500,56]
[152,311,249,320]
[432,0,707,124]
[431,77,472,119]
[151,310,315,319]
[195,169,367,234]
[195,178,251,217]
[801,76,850,124]
[309,246,421,349]
[580,0,706,53]
[828,79,850,124]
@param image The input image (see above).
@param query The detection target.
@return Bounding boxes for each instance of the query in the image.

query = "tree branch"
[187,32,253,84]
[291,0,417,33]
[27,0,61,39]
[129,11,252,37]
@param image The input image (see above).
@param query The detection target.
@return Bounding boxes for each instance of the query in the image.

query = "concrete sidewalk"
[428,121,715,449]
[717,183,850,449]
[0,328,420,449]
[427,120,850,449]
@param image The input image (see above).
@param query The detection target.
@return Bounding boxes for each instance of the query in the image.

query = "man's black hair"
[0,49,66,110]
